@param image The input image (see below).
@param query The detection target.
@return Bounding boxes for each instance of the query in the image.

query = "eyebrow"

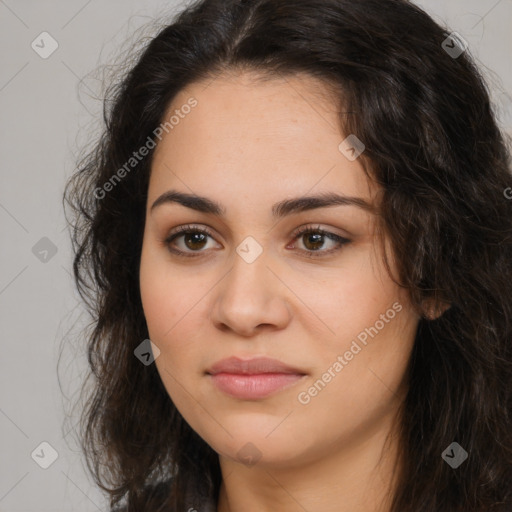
[150,190,376,219]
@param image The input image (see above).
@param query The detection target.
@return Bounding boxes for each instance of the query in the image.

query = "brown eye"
[182,232,208,250]
[301,232,325,251]
[164,225,219,257]
[163,224,350,259]
[290,225,351,258]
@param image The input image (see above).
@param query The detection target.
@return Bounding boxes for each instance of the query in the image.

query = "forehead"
[149,70,376,210]
[155,69,344,158]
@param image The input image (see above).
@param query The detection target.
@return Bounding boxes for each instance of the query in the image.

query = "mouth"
[206,356,307,400]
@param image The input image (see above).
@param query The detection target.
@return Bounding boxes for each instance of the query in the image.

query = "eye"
[162,223,351,258]
[163,224,219,257]
[288,224,350,258]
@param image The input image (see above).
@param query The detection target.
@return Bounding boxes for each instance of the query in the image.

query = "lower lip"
[209,372,305,399]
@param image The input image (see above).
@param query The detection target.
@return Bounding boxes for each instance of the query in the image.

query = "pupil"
[186,232,206,250]
[305,233,323,250]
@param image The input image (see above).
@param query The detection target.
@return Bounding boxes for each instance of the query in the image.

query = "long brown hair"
[63,0,512,510]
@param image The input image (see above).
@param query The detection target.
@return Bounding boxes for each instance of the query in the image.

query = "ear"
[421,297,451,321]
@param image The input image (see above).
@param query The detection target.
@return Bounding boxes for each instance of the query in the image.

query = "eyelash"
[163,223,350,259]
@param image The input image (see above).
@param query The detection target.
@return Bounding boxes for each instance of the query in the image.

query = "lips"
[207,356,305,375]
[206,356,307,400]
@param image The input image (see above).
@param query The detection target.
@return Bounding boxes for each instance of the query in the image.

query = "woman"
[63,0,512,510]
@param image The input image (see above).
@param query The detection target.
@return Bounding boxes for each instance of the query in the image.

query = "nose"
[210,249,292,337]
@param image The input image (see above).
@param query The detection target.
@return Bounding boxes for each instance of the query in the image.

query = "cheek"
[293,250,417,411]
[139,245,208,374]
[140,242,183,345]
[139,254,198,407]
[289,307,417,458]
[140,261,172,339]
[294,255,402,353]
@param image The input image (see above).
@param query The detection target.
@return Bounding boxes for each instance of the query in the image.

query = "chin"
[193,416,311,468]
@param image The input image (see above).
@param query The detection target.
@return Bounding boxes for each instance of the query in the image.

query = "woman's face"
[139,71,420,468]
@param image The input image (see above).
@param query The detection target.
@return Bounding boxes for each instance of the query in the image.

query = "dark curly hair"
[63,0,512,510]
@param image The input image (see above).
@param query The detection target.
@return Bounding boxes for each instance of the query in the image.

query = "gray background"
[0,1,511,511]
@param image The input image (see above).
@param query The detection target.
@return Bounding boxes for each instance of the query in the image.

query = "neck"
[216,411,403,512]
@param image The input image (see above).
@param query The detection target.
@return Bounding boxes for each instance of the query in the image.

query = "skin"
[139,70,421,512]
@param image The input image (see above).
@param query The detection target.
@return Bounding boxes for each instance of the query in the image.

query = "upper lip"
[206,356,306,375]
